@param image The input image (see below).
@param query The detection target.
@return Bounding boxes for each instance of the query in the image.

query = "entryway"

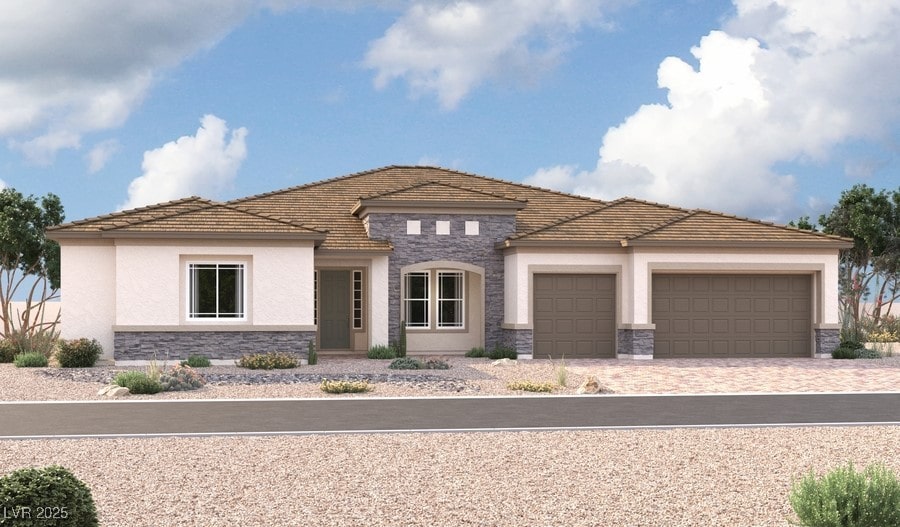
[319,270,351,349]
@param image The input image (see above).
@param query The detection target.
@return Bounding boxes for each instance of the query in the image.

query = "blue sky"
[1,0,898,225]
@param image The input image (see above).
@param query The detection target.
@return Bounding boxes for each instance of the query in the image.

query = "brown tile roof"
[49,165,852,249]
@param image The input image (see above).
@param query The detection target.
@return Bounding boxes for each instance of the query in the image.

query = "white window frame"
[436,270,465,329]
[465,221,479,236]
[352,269,364,330]
[403,271,430,328]
[187,262,247,320]
[436,220,450,235]
[407,220,421,235]
[402,269,466,330]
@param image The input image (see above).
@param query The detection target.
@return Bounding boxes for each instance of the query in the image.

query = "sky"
[1,0,899,226]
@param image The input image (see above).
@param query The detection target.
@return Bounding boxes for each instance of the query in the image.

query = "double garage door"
[532,273,811,359]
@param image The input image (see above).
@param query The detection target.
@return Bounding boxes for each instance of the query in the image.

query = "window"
[465,221,479,236]
[189,263,245,319]
[436,220,450,235]
[407,220,421,235]
[353,270,363,329]
[437,271,464,328]
[403,272,430,327]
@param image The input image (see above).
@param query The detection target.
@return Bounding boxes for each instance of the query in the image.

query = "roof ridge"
[685,208,853,242]
[624,210,698,241]
[509,202,614,240]
[360,179,527,202]
[222,203,327,233]
[50,196,213,231]
[99,201,325,233]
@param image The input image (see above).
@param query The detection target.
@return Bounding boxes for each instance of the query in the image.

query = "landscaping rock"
[577,375,601,394]
[491,358,517,366]
[97,385,113,396]
[107,387,130,397]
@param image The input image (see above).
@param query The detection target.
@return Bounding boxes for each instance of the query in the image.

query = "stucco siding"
[59,243,116,358]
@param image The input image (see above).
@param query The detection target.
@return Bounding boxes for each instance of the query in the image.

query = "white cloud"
[528,0,900,219]
[0,1,255,162]
[85,139,121,174]
[120,115,248,210]
[364,0,620,109]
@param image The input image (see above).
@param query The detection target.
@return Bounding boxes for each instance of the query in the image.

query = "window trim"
[403,271,430,328]
[186,262,247,320]
[402,269,466,331]
[352,269,364,330]
[436,270,465,329]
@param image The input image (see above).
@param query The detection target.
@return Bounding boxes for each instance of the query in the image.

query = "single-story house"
[47,166,852,362]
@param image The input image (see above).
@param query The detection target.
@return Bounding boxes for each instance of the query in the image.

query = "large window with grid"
[188,263,245,319]
[402,269,465,329]
[403,272,430,328]
[437,271,464,328]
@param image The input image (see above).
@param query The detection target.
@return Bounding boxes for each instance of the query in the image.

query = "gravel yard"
[2,357,899,526]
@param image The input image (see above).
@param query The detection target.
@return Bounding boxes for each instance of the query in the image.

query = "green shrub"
[507,380,554,393]
[465,347,486,358]
[158,365,206,392]
[389,357,423,369]
[0,465,98,526]
[113,371,162,394]
[367,345,396,360]
[179,354,211,368]
[320,379,372,394]
[307,341,318,366]
[236,352,299,370]
[0,339,18,363]
[13,352,48,368]
[488,345,517,360]
[424,358,450,370]
[56,338,103,368]
[832,345,861,359]
[6,327,58,359]
[790,463,900,527]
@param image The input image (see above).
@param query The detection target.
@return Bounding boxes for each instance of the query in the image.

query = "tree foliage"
[0,188,64,337]
[819,184,900,338]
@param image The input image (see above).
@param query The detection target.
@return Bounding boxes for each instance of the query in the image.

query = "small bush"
[552,356,568,387]
[307,341,318,366]
[113,370,163,394]
[832,346,861,359]
[6,327,59,359]
[507,380,554,393]
[367,345,397,360]
[389,357,423,369]
[0,465,98,526]
[789,463,900,527]
[180,354,211,368]
[56,338,103,368]
[857,347,883,359]
[13,352,48,368]
[424,358,450,370]
[158,365,206,392]
[488,345,517,360]
[0,339,18,363]
[236,352,299,370]
[465,347,486,358]
[320,379,372,394]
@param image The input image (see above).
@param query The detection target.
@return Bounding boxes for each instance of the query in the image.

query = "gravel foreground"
[2,427,898,526]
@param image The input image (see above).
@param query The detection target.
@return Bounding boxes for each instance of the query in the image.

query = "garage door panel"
[653,274,811,358]
[533,274,616,359]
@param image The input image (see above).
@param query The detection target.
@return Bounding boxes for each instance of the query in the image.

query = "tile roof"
[49,165,852,249]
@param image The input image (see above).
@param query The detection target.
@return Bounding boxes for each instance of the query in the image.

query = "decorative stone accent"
[577,375,601,394]
[107,386,130,397]
[114,331,316,361]
[814,328,841,358]
[491,358,517,366]
[617,328,654,358]
[503,327,533,357]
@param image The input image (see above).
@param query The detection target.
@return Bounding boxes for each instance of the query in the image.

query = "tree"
[819,184,900,339]
[0,189,64,338]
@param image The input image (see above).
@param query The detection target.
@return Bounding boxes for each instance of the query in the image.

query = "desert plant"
[465,347,486,358]
[389,357,423,369]
[320,379,372,394]
[424,358,450,370]
[397,321,407,358]
[307,341,318,366]
[158,364,206,392]
[0,339,17,363]
[56,338,103,368]
[507,380,554,393]
[0,465,98,526]
[789,463,900,527]
[13,351,48,368]
[5,326,58,359]
[180,354,211,368]
[857,347,883,359]
[236,351,299,370]
[488,345,517,360]
[832,344,861,359]
[551,355,568,387]
[113,370,162,394]
[367,344,396,360]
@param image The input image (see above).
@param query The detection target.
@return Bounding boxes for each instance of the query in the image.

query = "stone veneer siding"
[814,328,840,357]
[617,329,654,357]
[366,213,515,351]
[114,331,316,361]
[503,328,533,356]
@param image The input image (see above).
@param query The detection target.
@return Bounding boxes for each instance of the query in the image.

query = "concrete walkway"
[2,393,898,439]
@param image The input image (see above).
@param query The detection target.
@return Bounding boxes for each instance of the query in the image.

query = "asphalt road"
[1,393,898,439]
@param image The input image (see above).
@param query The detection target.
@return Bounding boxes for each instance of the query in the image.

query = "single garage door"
[652,274,811,358]
[533,274,616,359]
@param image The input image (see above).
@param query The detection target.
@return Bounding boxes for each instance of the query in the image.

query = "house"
[47,166,852,362]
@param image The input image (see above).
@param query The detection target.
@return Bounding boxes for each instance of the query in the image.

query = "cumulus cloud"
[120,115,248,210]
[85,139,121,174]
[528,0,900,219]
[0,1,254,163]
[364,0,619,109]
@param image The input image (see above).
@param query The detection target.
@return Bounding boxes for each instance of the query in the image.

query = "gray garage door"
[652,274,811,358]
[533,274,616,359]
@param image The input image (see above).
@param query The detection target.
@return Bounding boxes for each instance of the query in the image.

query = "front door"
[319,270,351,349]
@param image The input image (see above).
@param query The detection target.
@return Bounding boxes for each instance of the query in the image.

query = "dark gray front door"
[320,270,351,349]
